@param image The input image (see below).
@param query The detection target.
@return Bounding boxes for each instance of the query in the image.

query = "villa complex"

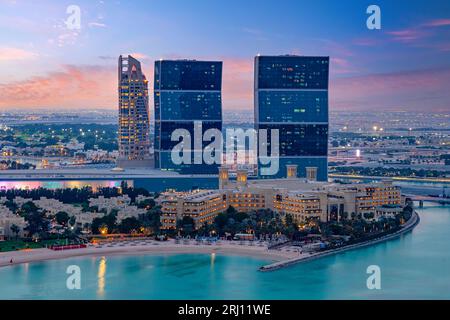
[0,205,26,238]
[0,194,153,237]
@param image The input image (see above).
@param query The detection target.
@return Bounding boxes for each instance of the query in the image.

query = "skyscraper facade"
[154,60,223,174]
[117,55,152,168]
[254,55,329,181]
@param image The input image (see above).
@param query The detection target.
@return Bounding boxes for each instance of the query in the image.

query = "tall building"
[254,55,329,181]
[117,55,152,168]
[154,59,223,174]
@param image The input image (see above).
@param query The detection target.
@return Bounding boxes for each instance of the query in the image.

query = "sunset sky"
[0,0,449,112]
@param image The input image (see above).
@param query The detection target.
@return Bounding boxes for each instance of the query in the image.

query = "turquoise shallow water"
[1,203,449,299]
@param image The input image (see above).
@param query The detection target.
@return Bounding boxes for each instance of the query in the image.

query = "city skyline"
[0,0,449,305]
[0,0,449,112]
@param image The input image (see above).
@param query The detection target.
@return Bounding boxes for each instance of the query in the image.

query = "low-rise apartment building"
[159,190,227,230]
[159,166,405,230]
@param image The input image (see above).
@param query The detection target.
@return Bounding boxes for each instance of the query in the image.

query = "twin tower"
[117,55,329,181]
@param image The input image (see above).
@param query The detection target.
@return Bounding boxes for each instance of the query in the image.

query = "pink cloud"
[331,68,450,112]
[423,19,450,27]
[128,52,151,61]
[386,29,427,43]
[222,58,254,110]
[0,58,255,111]
[385,18,450,47]
[0,47,38,61]
[1,60,449,113]
[330,57,359,75]
[0,65,116,109]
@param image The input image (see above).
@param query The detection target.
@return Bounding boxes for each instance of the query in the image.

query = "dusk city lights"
[0,0,449,311]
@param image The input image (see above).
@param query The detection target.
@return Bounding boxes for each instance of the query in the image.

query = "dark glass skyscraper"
[154,60,223,174]
[254,55,329,181]
[117,55,152,168]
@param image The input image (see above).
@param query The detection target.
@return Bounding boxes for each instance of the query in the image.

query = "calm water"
[1,203,449,300]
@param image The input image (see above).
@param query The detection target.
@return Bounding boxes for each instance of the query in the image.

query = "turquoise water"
[1,203,449,299]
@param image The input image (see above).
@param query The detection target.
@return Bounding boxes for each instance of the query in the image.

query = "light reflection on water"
[0,203,449,299]
[97,257,107,298]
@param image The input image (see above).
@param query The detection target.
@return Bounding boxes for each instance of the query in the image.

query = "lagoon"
[0,203,449,299]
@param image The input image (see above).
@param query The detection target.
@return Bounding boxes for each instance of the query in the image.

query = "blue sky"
[0,0,449,111]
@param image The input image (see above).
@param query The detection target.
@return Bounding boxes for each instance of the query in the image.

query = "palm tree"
[69,216,76,228]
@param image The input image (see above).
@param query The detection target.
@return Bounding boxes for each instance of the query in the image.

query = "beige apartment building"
[159,166,405,230]
[159,190,227,230]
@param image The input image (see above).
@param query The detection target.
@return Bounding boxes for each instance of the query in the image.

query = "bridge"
[405,194,450,207]
[329,173,450,184]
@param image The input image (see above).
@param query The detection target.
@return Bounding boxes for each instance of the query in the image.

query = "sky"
[0,0,449,112]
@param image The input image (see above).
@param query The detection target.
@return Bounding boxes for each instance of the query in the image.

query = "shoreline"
[0,241,295,268]
[260,211,420,271]
[0,212,420,270]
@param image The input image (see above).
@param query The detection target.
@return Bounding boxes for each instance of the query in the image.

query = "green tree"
[91,213,117,234]
[214,213,228,230]
[10,224,20,240]
[4,199,18,213]
[20,201,39,217]
[55,211,70,226]
[137,198,156,209]
[119,217,141,234]
[139,207,162,234]
[226,206,237,215]
[24,210,50,237]
[69,216,77,228]
[178,216,195,235]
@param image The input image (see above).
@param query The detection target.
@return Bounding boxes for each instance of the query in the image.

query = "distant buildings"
[117,55,152,168]
[154,59,223,174]
[254,55,329,180]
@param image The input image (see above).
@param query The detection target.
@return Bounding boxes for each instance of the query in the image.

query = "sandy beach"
[0,240,299,268]
[0,212,420,269]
